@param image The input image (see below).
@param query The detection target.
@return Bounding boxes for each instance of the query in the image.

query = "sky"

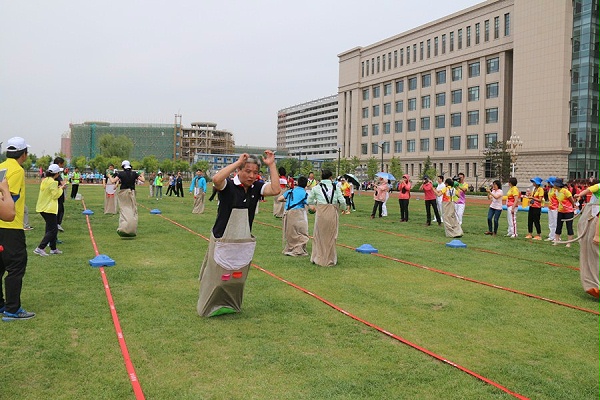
[0,0,481,157]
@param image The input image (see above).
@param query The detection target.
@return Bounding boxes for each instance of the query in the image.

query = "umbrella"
[376,172,396,181]
[343,173,360,187]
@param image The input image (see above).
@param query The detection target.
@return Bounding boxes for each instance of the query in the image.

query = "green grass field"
[2,182,598,400]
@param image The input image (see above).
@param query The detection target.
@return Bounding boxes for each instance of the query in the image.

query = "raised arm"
[261,150,281,197]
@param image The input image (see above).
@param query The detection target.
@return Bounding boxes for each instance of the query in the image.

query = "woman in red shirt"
[397,174,411,222]
[421,175,441,226]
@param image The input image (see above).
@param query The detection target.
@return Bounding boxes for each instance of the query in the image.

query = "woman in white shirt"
[485,180,503,236]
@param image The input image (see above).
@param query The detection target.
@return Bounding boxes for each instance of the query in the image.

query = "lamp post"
[336,145,342,178]
[507,133,523,177]
[378,141,385,171]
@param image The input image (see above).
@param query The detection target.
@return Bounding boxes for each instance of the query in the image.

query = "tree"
[192,160,210,173]
[99,134,133,159]
[482,141,511,183]
[277,158,299,177]
[88,155,107,172]
[366,157,378,180]
[422,156,437,180]
[159,159,174,174]
[141,156,160,174]
[339,158,352,176]
[389,156,403,181]
[299,160,313,177]
[37,155,53,171]
[349,156,361,174]
[321,160,336,174]
[71,156,88,171]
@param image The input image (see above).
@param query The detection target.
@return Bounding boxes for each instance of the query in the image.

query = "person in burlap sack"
[189,169,207,214]
[110,160,144,237]
[102,164,118,214]
[277,176,309,257]
[197,150,280,317]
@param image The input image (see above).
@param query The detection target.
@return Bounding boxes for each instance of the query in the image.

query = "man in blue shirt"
[190,169,207,214]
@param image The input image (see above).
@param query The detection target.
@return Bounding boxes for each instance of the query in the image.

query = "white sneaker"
[50,249,63,254]
[544,237,554,241]
[34,247,49,257]
[510,234,518,238]
[57,224,64,232]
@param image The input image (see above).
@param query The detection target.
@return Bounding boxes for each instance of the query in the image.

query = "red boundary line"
[140,205,530,399]
[82,200,145,400]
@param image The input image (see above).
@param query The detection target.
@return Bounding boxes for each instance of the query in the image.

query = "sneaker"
[50,249,63,254]
[34,247,49,257]
[533,236,542,240]
[2,308,36,321]
[23,225,34,231]
[505,233,513,237]
[510,234,518,238]
[545,237,554,241]
[525,234,533,239]
[57,224,64,232]
[56,239,63,244]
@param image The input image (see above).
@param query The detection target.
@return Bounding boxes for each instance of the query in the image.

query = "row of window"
[361,108,499,136]
[362,58,500,102]
[362,83,499,118]
[361,13,509,77]
[361,133,498,155]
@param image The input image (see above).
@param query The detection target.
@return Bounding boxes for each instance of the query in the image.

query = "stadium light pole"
[507,133,523,177]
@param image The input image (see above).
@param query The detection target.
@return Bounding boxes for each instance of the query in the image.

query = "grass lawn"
[2,182,598,400]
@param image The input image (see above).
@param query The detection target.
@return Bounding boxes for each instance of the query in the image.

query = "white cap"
[47,164,64,174]
[121,160,132,169]
[6,136,30,151]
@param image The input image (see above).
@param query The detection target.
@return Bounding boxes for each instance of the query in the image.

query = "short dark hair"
[445,178,454,187]
[297,176,308,188]
[493,180,502,188]
[54,156,65,165]
[278,167,286,176]
[321,169,333,180]
[438,175,444,180]
[7,149,27,159]
[508,177,518,186]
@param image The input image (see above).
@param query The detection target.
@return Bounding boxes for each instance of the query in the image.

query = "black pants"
[425,199,441,225]
[0,228,27,313]
[399,199,410,221]
[57,195,65,225]
[176,183,184,197]
[527,207,542,234]
[70,184,79,199]
[350,193,356,210]
[371,201,383,217]
[165,185,175,196]
[556,211,574,235]
[38,212,58,251]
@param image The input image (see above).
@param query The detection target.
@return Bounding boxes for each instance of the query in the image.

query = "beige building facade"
[338,0,598,184]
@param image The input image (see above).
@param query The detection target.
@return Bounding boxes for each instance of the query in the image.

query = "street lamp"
[507,133,523,177]
[336,144,342,177]
[378,141,385,171]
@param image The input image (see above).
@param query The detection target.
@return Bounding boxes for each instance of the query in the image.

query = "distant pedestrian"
[175,171,184,197]
[154,172,164,199]
[70,167,81,199]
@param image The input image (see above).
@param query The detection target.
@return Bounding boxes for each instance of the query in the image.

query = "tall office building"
[338,0,598,181]
[277,95,339,161]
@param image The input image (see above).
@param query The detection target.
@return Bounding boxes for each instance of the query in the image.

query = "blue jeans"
[487,208,502,233]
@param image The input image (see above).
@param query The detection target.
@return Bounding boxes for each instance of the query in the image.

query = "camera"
[452,176,460,182]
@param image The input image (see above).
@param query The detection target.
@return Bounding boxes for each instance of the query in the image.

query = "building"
[277,95,339,162]
[69,120,235,164]
[337,0,599,182]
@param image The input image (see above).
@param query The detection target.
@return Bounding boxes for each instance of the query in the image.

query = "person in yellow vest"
[0,136,36,321]
[70,167,81,199]
[34,164,66,256]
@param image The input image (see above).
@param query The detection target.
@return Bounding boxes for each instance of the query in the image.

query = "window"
[372,143,379,154]
[436,92,446,107]
[377,56,380,73]
[366,60,370,76]
[442,34,446,53]
[486,108,498,123]
[484,20,490,41]
[361,62,364,78]
[421,95,431,109]
[373,105,380,117]
[373,85,381,98]
[486,57,499,73]
[504,13,510,36]
[486,82,499,98]
[413,44,417,62]
[394,50,398,68]
[361,125,368,136]
[383,122,391,134]
[427,39,431,58]
[494,16,500,39]
[394,140,403,153]
[475,23,480,44]
[485,133,498,147]
[362,107,369,118]
[435,115,445,129]
[371,58,375,74]
[384,103,392,115]
[408,98,417,111]
[407,139,416,153]
[395,100,404,113]
[400,48,404,66]
[395,80,404,94]
[420,138,430,152]
[362,89,369,100]
[361,144,368,155]
[408,77,417,90]
[450,31,454,51]
[420,42,424,60]
[451,112,462,127]
[436,70,446,84]
[451,89,462,104]
[466,26,471,47]
[435,137,445,151]
[382,54,386,71]
[407,119,416,132]
[468,62,480,77]
[458,29,462,50]
[422,74,431,87]
[421,117,430,130]
[467,134,479,149]
[394,120,403,133]
[372,123,380,135]
[450,136,461,150]
[388,52,391,70]
[434,37,439,56]
[468,86,480,101]
[452,66,462,81]
[384,83,392,96]
[468,110,479,125]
